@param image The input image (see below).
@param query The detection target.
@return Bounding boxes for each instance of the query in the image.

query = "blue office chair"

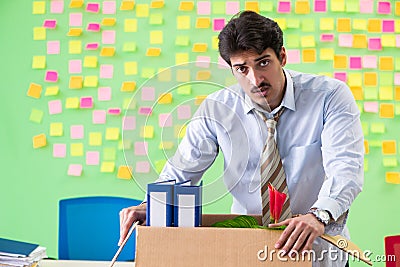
[58,196,142,261]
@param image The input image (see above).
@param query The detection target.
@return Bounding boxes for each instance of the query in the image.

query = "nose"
[247,68,264,87]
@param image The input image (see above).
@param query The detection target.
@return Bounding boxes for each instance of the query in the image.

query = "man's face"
[230,47,287,112]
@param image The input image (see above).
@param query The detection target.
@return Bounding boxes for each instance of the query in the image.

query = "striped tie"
[257,108,292,226]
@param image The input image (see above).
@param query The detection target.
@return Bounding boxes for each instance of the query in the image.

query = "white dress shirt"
[158,69,364,267]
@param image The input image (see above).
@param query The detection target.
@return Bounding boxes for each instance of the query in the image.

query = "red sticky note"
[86,2,100,13]
[334,72,347,83]
[320,34,334,42]
[53,143,66,158]
[48,100,62,115]
[159,113,173,127]
[70,125,84,139]
[138,107,152,115]
[67,164,82,176]
[314,0,326,12]
[85,42,99,50]
[45,70,58,82]
[87,23,100,32]
[278,1,291,13]
[378,1,391,14]
[108,108,121,115]
[382,20,395,33]
[80,96,93,108]
[368,38,382,50]
[213,19,225,31]
[134,142,148,156]
[43,19,57,29]
[123,116,136,130]
[349,57,362,69]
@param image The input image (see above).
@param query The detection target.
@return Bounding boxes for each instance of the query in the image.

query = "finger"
[268,218,290,228]
[289,231,310,256]
[281,226,302,254]
[274,221,295,250]
[302,232,318,252]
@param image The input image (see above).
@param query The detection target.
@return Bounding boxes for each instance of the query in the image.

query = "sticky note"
[278,1,291,13]
[382,20,395,33]
[105,128,119,140]
[193,43,208,52]
[364,140,369,154]
[45,71,58,83]
[83,76,98,87]
[179,1,194,11]
[175,36,190,46]
[353,19,367,30]
[134,142,148,156]
[67,28,82,37]
[93,110,106,124]
[124,62,137,75]
[226,1,239,14]
[380,103,394,118]
[158,113,173,127]
[157,93,172,104]
[379,57,394,70]
[49,2,64,14]
[353,34,367,48]
[27,83,42,99]
[381,35,396,47]
[196,70,211,80]
[138,107,153,116]
[103,1,116,14]
[70,125,84,139]
[334,72,347,82]
[330,0,345,12]
[382,140,396,155]
[195,95,207,105]
[89,132,102,146]
[395,73,400,85]
[69,40,82,54]
[69,13,82,26]
[379,86,393,100]
[346,0,359,12]
[213,18,225,31]
[286,49,300,64]
[135,161,150,173]
[108,108,121,115]
[383,158,397,167]
[348,73,362,87]
[176,53,189,65]
[301,36,315,47]
[80,96,93,108]
[103,147,116,161]
[120,0,134,10]
[50,122,63,136]
[53,144,66,158]
[159,141,174,150]
[364,72,377,86]
[100,47,115,57]
[43,20,57,29]
[177,105,191,119]
[295,0,310,14]
[32,56,46,69]
[124,19,137,32]
[123,116,136,130]
[29,109,44,123]
[349,57,362,69]
[350,86,363,100]
[212,2,225,14]
[197,1,211,15]
[368,38,382,51]
[146,48,161,56]
[101,162,115,173]
[67,164,82,177]
[87,23,100,32]
[314,0,327,12]
[320,34,334,42]
[83,56,98,68]
[334,55,347,69]
[396,86,400,100]
[123,42,137,52]
[362,55,377,68]
[65,97,79,109]
[102,30,116,44]
[141,87,155,101]
[136,4,149,17]
[301,19,315,32]
[175,125,187,138]
[337,18,351,32]
[70,143,83,157]
[86,2,100,13]
[287,18,300,29]
[177,16,190,30]
[69,0,84,8]
[102,18,116,26]
[177,69,191,82]
[386,172,400,184]
[157,68,172,82]
[47,41,60,54]
[33,1,46,14]
[245,1,259,12]
[120,81,136,92]
[150,31,163,44]
[364,102,378,114]
[149,13,163,25]
[196,18,210,29]
[378,1,391,14]
[69,60,82,74]
[302,49,316,63]
[140,126,154,138]
[177,84,191,95]
[319,48,334,60]
[33,133,46,148]
[86,151,100,165]
[100,65,114,79]
[319,18,334,31]
[368,19,381,33]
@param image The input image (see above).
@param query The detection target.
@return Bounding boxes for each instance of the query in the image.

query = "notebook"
[0,238,39,258]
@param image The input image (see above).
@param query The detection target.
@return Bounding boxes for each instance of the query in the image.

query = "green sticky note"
[285,34,300,48]
[212,2,225,14]
[395,104,400,115]
[369,140,382,147]
[301,19,315,32]
[379,73,393,86]
[177,85,192,95]
[395,57,400,71]
[287,19,300,29]
[364,159,368,172]
[370,123,385,134]
[141,68,155,78]
[175,35,190,46]
[364,87,378,100]
[123,42,137,52]
[155,159,167,174]
[149,13,163,25]
[383,157,398,167]
[345,0,359,12]
[260,1,273,12]
[361,122,369,135]
[29,109,44,123]
[103,147,116,161]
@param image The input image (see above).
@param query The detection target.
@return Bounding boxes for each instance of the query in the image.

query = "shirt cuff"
[311,196,345,221]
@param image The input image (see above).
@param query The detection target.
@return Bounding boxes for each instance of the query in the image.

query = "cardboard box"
[135,214,312,267]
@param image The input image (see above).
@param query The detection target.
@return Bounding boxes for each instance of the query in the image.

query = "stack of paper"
[0,238,47,267]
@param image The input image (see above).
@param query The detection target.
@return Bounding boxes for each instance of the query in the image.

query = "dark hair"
[218,11,283,66]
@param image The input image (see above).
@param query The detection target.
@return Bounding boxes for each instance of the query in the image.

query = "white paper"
[149,191,167,227]
[178,194,195,227]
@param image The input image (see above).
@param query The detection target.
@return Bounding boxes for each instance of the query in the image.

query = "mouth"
[252,86,270,96]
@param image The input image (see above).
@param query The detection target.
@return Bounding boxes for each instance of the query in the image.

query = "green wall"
[0,1,399,266]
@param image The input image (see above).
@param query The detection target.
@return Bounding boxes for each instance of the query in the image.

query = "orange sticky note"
[196,70,211,80]
[27,83,42,99]
[120,81,136,92]
[350,87,363,100]
[146,48,161,56]
[367,19,382,33]
[120,0,134,10]
[151,1,164,8]
[117,166,132,179]
[196,18,210,29]
[364,72,377,86]
[379,57,394,71]
[69,76,83,89]
[386,172,400,184]
[337,18,351,32]
[157,93,172,104]
[69,0,83,8]
[395,86,400,101]
[192,43,207,52]
[245,2,259,13]
[334,55,347,69]
[33,133,46,148]
[364,140,369,155]
[380,103,394,118]
[302,49,316,63]
[102,18,116,26]
[295,0,310,14]
[382,140,396,155]
[352,34,367,48]
[396,2,400,16]
[67,28,82,36]
[195,95,207,105]
[179,1,194,11]
[100,47,115,57]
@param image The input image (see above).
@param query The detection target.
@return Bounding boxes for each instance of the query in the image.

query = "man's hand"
[268,213,325,256]
[118,203,147,246]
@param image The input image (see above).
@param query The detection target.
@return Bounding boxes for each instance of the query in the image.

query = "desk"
[38,260,135,267]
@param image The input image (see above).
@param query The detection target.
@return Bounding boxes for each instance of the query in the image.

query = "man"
[119,11,364,267]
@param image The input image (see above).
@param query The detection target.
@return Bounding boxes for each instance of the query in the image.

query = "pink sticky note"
[86,2,100,13]
[68,164,82,176]
[378,1,391,14]
[334,72,347,83]
[100,65,113,79]
[226,1,240,15]
[102,30,115,44]
[123,116,136,130]
[98,87,111,101]
[368,38,382,51]
[196,56,211,68]
[43,20,57,29]
[53,143,66,158]
[349,57,362,69]
[197,1,211,15]
[45,70,58,82]
[314,0,327,12]
[102,1,116,14]
[177,105,192,120]
[218,56,230,69]
[320,34,334,42]
[138,107,152,115]
[86,151,100,165]
[108,108,121,115]
[50,0,64,14]
[159,113,173,127]
[70,125,84,139]
[47,41,60,54]
[69,60,82,74]
[286,49,300,64]
[213,19,225,31]
[382,20,395,33]
[69,13,82,27]
[362,55,377,68]
[48,100,62,115]
[278,1,291,13]
[364,102,378,113]
[92,110,106,124]
[87,23,100,32]
[360,0,373,13]
[141,87,155,101]
[396,36,400,48]
[85,43,99,50]
[136,161,150,173]
[395,73,400,86]
[80,97,93,109]
[338,34,353,47]
[134,142,148,156]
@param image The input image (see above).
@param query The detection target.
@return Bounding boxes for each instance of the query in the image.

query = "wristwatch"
[308,209,331,226]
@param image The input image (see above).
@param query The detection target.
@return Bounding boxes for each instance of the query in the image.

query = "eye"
[259,60,269,67]
[235,66,248,74]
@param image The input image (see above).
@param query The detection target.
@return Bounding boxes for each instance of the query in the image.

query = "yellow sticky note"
[379,86,393,100]
[69,76,83,89]
[27,83,42,99]
[337,18,351,32]
[192,43,208,52]
[150,31,163,44]
[275,18,287,30]
[334,55,347,69]
[151,1,164,8]
[196,70,211,80]
[386,172,400,184]
[124,62,137,75]
[382,35,396,47]
[302,49,316,63]
[100,47,115,57]
[245,2,259,13]
[368,19,382,33]
[352,34,367,48]
[106,128,120,140]
[141,126,154,139]
[33,27,46,40]
[69,0,84,8]
[101,162,115,173]
[179,1,194,11]
[33,134,46,148]
[295,0,310,14]
[379,57,394,70]
[176,53,189,65]
[89,132,102,146]
[196,18,210,29]
[364,72,377,86]
[33,1,45,14]
[175,125,187,138]
[176,69,190,82]
[124,19,137,32]
[50,122,63,136]
[353,19,367,30]
[319,48,334,60]
[70,143,84,157]
[159,141,174,150]
[120,0,134,10]
[320,18,334,31]
[195,95,207,105]
[301,36,315,47]
[32,56,46,69]
[380,103,394,118]
[84,76,98,87]
[157,68,171,82]
[364,140,369,155]
[102,18,116,26]
[382,140,396,155]
[146,48,161,57]
[83,56,97,68]
[45,86,59,96]
[348,73,362,87]
[117,166,132,179]
[177,16,190,30]
[157,93,172,104]
[67,28,82,37]
[212,36,219,50]
[121,81,136,92]
[69,40,82,54]
[331,0,345,12]
[136,4,149,17]
[65,97,79,109]
[350,87,363,100]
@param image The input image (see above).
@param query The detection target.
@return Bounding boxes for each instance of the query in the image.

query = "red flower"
[268,183,287,223]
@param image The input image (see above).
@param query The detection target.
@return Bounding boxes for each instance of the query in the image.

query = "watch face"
[318,210,330,221]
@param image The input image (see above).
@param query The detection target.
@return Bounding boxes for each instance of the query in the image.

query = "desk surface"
[39,259,135,267]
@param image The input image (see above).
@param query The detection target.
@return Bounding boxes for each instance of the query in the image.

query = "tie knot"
[266,119,277,133]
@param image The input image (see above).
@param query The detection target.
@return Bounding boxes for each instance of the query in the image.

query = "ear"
[280,47,287,67]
